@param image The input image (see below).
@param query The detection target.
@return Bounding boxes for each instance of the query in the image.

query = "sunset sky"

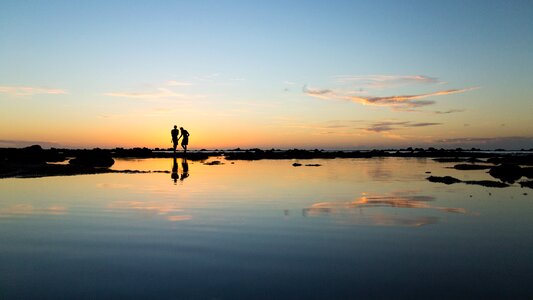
[1,1,532,149]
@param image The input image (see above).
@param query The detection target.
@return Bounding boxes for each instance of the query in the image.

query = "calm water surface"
[1,158,532,299]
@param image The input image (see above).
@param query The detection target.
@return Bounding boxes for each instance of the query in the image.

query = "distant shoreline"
[2,145,533,159]
[1,145,533,183]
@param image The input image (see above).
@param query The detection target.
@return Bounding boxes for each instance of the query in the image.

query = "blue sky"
[1,0,532,149]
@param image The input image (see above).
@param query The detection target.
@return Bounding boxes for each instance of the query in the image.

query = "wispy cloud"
[273,119,439,141]
[302,85,335,99]
[336,75,441,88]
[105,88,186,99]
[434,136,533,150]
[105,78,210,100]
[104,88,205,100]
[303,74,477,111]
[436,136,533,144]
[0,85,67,96]
[348,88,475,108]
[433,109,465,114]
[303,85,476,110]
[97,106,183,120]
[363,121,441,133]
[166,80,192,87]
[0,139,62,148]
[435,137,503,143]
[325,124,350,129]
[408,122,442,127]
[193,73,220,82]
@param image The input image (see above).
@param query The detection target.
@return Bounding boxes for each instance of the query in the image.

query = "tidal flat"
[1,157,532,299]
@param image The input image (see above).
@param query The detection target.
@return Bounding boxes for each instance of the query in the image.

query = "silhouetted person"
[178,127,190,154]
[180,158,189,181]
[171,157,179,183]
[171,125,179,153]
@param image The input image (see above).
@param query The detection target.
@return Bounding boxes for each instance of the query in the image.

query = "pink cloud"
[0,85,67,96]
[336,74,441,88]
[304,85,477,111]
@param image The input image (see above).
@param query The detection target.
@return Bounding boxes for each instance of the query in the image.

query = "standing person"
[178,127,190,154]
[171,125,179,153]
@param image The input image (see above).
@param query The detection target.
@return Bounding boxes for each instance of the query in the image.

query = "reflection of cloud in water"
[167,215,192,222]
[0,204,67,218]
[436,207,467,214]
[99,177,198,222]
[302,191,466,227]
[108,200,192,222]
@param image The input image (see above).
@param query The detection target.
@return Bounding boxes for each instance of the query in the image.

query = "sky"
[1,0,532,149]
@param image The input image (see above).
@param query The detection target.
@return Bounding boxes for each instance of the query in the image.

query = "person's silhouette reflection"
[180,158,189,181]
[171,156,179,183]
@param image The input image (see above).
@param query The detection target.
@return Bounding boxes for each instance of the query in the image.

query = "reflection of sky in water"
[1,158,532,298]
[0,204,67,217]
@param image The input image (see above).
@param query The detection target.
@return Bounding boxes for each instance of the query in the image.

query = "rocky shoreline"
[1,145,533,187]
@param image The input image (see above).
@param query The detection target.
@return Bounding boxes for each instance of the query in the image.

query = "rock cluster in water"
[68,150,115,167]
[2,145,533,183]
[427,176,509,188]
[429,158,533,188]
[488,164,533,183]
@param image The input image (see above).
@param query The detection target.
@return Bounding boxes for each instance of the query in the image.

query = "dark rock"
[0,163,158,178]
[487,156,533,166]
[425,171,431,174]
[467,157,485,163]
[434,158,462,163]
[0,163,110,178]
[292,163,302,167]
[305,164,321,167]
[489,164,522,183]
[427,176,510,188]
[463,180,510,188]
[0,145,65,164]
[113,147,152,158]
[17,145,46,164]
[434,157,486,163]
[224,149,372,160]
[453,164,492,170]
[117,169,151,174]
[69,151,114,168]
[426,176,461,185]
[522,167,533,179]
[520,181,533,189]
[204,161,222,165]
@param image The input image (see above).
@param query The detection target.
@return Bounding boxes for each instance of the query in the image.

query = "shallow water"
[1,157,532,299]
